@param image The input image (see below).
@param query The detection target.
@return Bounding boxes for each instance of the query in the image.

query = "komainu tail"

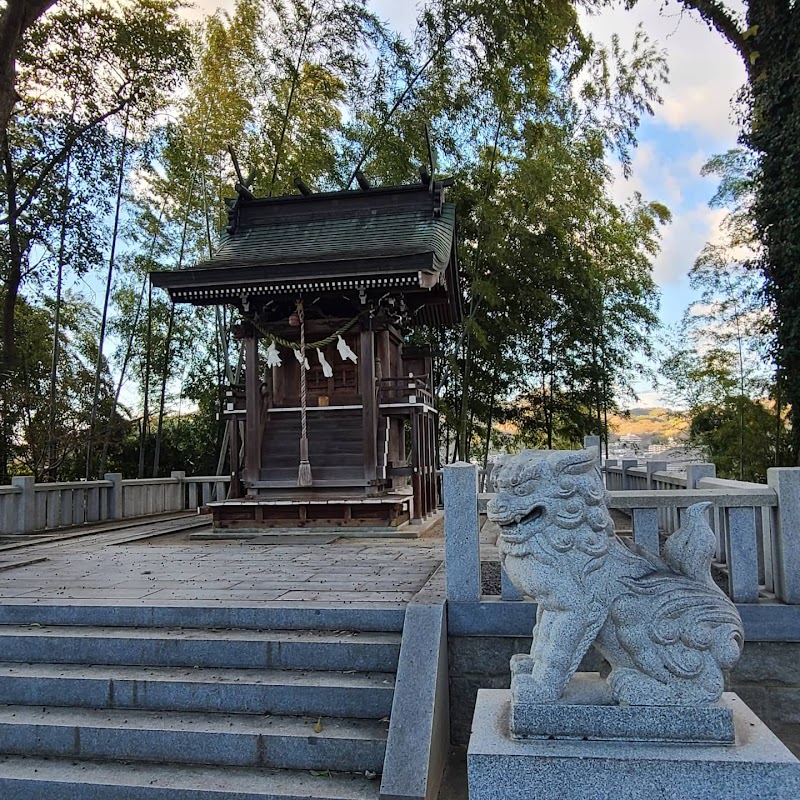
[663,502,716,587]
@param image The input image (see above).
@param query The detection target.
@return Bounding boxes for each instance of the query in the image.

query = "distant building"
[618,434,642,448]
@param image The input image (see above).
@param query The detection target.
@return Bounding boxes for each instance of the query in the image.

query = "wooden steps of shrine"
[260,410,367,489]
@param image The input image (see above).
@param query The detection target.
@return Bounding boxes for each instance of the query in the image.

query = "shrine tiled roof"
[150,181,461,325]
[200,198,455,275]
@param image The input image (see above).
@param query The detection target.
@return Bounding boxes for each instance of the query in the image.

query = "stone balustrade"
[444,457,800,610]
[0,473,230,535]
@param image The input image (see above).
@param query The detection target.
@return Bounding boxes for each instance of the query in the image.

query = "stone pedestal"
[468,688,800,800]
[510,673,735,744]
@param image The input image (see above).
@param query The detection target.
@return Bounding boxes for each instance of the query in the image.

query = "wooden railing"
[378,375,434,407]
[0,473,230,535]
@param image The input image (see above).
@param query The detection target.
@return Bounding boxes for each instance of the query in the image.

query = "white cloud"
[580,3,747,142]
[651,204,727,286]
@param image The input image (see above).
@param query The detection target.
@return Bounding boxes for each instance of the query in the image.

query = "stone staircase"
[0,603,405,799]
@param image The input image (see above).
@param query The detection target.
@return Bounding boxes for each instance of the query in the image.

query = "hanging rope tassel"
[297,299,313,487]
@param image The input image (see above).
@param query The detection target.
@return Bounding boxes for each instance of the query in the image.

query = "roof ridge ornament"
[225,144,256,234]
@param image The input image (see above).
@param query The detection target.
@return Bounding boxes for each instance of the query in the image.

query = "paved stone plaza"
[0,518,446,604]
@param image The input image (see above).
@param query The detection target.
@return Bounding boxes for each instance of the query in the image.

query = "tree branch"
[677,0,753,68]
[0,99,129,225]
[0,0,58,140]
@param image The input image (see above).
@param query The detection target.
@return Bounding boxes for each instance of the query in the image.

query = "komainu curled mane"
[487,449,744,706]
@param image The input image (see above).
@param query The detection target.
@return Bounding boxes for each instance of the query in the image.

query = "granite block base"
[510,673,734,744]
[468,689,800,800]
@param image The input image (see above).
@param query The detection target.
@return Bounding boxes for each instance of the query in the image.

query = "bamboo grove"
[0,0,692,481]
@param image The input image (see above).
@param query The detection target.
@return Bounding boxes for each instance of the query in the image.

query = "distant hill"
[608,407,689,441]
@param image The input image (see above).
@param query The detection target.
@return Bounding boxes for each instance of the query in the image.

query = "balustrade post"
[170,471,186,511]
[645,460,667,489]
[620,459,637,491]
[11,476,35,534]
[444,462,481,602]
[686,463,716,488]
[767,467,800,603]
[604,459,619,490]
[726,506,759,603]
[632,507,660,555]
[583,435,601,452]
[104,473,123,520]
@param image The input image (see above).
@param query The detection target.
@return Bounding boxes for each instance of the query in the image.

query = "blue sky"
[580,2,748,405]
[195,0,748,407]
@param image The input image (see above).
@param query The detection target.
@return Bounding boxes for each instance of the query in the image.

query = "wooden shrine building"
[150,176,461,529]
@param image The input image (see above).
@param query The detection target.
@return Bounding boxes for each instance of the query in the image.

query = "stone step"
[0,705,388,772]
[0,626,401,672]
[0,603,406,632]
[0,755,381,800]
[0,662,395,718]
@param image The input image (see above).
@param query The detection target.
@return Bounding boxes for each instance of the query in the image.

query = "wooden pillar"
[417,412,426,518]
[421,411,431,517]
[411,410,422,521]
[360,329,378,488]
[244,332,261,487]
[426,413,437,512]
[229,418,242,498]
[376,329,390,381]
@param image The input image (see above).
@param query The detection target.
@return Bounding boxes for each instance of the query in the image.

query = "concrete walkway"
[0,516,444,605]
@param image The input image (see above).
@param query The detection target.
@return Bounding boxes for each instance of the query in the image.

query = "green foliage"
[743,1,800,462]
[5,294,118,480]
[659,0,800,463]
[658,141,789,479]
[3,0,674,479]
[1,0,193,480]
[691,397,787,483]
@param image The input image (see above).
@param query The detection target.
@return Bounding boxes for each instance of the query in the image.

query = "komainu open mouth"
[495,505,544,543]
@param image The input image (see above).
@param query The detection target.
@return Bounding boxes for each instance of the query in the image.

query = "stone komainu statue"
[487,448,744,706]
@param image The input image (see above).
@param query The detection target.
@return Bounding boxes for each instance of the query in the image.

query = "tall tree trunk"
[746,0,800,463]
[0,0,57,144]
[99,204,165,475]
[86,111,129,479]
[46,153,71,480]
[268,0,316,195]
[137,282,153,478]
[592,338,602,438]
[482,367,498,473]
[98,273,147,476]
[152,302,175,477]
[0,132,22,484]
[466,406,476,462]
[457,339,472,460]
[547,368,554,450]
[151,165,196,477]
[775,371,782,466]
